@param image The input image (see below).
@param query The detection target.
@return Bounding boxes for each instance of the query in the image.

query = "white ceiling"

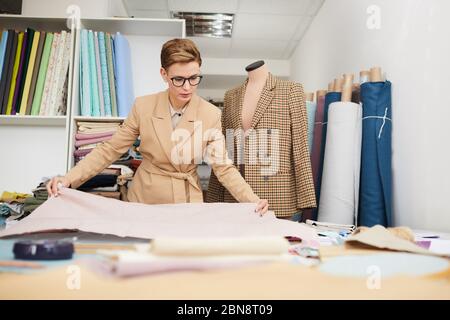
[122,0,324,59]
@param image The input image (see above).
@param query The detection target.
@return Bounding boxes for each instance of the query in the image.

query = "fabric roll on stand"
[311,80,342,220]
[302,66,392,229]
[302,89,326,222]
[318,73,362,225]
[358,67,393,227]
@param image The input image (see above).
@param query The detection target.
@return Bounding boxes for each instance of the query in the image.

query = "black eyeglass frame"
[169,75,203,87]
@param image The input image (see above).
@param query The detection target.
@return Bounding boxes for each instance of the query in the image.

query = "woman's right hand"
[46,176,71,197]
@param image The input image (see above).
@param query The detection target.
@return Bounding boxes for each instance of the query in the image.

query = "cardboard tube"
[341,74,354,102]
[316,90,327,101]
[334,78,343,93]
[305,92,314,102]
[370,67,383,82]
[328,82,334,92]
[360,70,370,84]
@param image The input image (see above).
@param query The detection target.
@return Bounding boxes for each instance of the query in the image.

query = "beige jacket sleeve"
[65,102,140,189]
[204,115,260,203]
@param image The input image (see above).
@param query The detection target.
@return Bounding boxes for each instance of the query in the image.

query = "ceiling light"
[171,12,234,38]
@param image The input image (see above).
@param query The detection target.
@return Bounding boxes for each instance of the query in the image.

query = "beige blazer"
[65,90,260,204]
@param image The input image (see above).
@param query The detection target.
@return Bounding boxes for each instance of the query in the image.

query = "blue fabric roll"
[358,81,392,227]
[114,32,134,117]
[80,29,91,116]
[316,92,341,203]
[0,30,8,80]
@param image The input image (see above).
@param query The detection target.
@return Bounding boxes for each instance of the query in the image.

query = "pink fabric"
[302,96,326,222]
[0,188,319,243]
[75,131,117,140]
[73,148,94,157]
[92,255,276,278]
[75,135,113,147]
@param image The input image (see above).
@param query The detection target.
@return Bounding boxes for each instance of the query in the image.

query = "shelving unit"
[0,15,76,194]
[68,17,185,170]
[0,15,185,193]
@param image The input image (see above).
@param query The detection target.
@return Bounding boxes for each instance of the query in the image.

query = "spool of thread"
[305,92,314,102]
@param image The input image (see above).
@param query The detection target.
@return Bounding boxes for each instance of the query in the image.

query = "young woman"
[46,38,269,215]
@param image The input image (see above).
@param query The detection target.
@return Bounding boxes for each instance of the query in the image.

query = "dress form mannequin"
[241,61,269,132]
[206,64,317,217]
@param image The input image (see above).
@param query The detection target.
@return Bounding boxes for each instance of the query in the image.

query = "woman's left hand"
[255,199,269,216]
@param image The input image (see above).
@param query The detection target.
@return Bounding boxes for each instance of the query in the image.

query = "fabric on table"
[0,188,319,244]
[151,237,289,256]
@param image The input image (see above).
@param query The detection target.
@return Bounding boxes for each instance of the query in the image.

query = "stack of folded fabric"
[77,169,120,199]
[0,191,33,228]
[77,164,135,200]
[23,182,49,215]
[74,121,121,163]
[73,122,142,200]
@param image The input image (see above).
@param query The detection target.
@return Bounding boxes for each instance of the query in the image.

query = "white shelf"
[0,115,67,126]
[79,17,186,37]
[0,15,72,32]
[0,15,185,193]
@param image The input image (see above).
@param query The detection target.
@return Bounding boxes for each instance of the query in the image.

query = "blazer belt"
[142,162,202,203]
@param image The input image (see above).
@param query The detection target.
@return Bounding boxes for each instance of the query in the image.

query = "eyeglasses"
[169,75,203,87]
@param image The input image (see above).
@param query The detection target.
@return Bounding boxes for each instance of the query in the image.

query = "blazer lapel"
[175,94,200,172]
[250,73,277,129]
[151,90,179,169]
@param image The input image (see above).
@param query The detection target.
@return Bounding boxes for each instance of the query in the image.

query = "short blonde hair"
[161,38,202,70]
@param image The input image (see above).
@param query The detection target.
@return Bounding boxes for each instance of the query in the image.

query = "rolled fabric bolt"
[151,237,290,256]
[318,100,362,225]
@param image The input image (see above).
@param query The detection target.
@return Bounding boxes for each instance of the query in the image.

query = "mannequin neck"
[247,64,269,83]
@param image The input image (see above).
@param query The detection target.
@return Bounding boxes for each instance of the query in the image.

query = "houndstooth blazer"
[206,73,316,217]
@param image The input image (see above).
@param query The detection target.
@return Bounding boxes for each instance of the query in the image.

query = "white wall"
[290,0,450,232]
